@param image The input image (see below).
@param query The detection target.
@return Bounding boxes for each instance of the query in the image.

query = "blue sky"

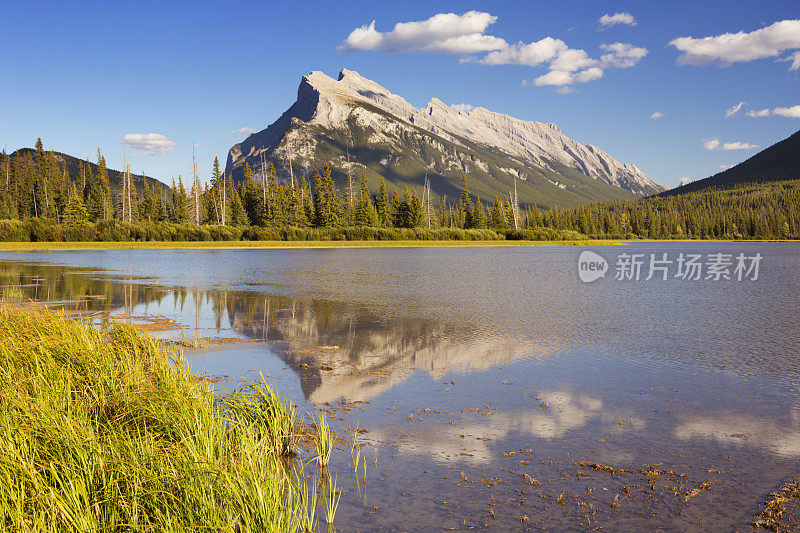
[1,1,799,188]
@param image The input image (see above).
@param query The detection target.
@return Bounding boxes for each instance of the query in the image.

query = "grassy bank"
[0,306,330,531]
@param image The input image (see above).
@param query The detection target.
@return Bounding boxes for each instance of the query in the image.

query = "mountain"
[225,69,664,208]
[662,129,800,196]
[10,148,169,196]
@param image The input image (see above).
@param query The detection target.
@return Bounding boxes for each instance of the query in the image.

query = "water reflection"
[368,387,647,464]
[675,411,800,458]
[226,295,563,402]
[0,260,563,403]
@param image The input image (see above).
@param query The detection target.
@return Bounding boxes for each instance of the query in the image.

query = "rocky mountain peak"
[225,69,665,201]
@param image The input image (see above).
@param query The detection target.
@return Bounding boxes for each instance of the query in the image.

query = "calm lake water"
[2,243,798,531]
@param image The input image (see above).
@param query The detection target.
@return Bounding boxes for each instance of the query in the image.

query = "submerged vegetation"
[0,306,337,531]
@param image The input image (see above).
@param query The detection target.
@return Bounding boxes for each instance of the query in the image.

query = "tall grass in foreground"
[0,306,333,531]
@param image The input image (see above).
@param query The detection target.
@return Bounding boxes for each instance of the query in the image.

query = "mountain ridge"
[225,69,664,207]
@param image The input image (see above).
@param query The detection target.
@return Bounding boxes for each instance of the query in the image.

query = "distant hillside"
[10,148,169,196]
[662,129,800,196]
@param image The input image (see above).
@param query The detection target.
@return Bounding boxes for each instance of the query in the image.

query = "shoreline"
[0,239,619,251]
[0,238,795,252]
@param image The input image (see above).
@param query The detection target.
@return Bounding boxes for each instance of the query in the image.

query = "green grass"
[0,306,333,531]
[1,286,26,300]
[0,239,623,252]
[314,414,334,469]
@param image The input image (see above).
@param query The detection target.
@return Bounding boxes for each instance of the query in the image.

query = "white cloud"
[599,42,648,68]
[703,138,759,151]
[725,101,744,117]
[774,105,800,118]
[721,141,760,150]
[599,12,637,28]
[339,11,507,54]
[556,86,575,94]
[746,108,771,117]
[678,177,693,186]
[670,19,800,70]
[339,12,647,89]
[550,47,597,72]
[120,133,176,156]
[719,164,735,170]
[532,67,603,87]
[231,127,255,137]
[788,51,800,70]
[483,38,645,87]
[746,105,800,118]
[650,111,664,119]
[450,103,474,114]
[481,37,570,67]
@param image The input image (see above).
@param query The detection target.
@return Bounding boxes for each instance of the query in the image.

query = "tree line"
[543,180,800,240]
[1,139,797,240]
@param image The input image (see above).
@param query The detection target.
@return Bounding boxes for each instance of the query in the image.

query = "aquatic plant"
[315,412,334,468]
[323,473,341,524]
[222,373,299,458]
[294,468,317,532]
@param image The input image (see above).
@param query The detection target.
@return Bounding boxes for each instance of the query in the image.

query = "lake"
[2,242,798,531]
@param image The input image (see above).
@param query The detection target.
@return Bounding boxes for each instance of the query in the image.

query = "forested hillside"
[662,129,800,195]
[2,140,168,222]
[548,179,799,239]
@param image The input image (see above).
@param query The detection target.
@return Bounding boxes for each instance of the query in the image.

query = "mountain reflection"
[224,294,559,402]
[0,261,562,402]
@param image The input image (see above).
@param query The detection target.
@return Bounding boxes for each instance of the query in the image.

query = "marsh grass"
[350,425,361,472]
[314,414,334,468]
[1,285,26,300]
[322,473,341,524]
[294,469,318,532]
[0,306,333,531]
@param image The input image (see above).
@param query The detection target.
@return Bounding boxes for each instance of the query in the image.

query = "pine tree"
[287,180,309,227]
[490,196,507,229]
[170,177,188,223]
[209,157,225,225]
[313,164,342,227]
[396,187,423,228]
[64,186,89,226]
[33,138,47,218]
[389,189,401,227]
[460,175,474,229]
[265,163,278,225]
[472,199,486,229]
[227,177,249,225]
[300,177,314,224]
[96,150,112,220]
[376,178,390,227]
[242,164,263,225]
[354,171,379,227]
